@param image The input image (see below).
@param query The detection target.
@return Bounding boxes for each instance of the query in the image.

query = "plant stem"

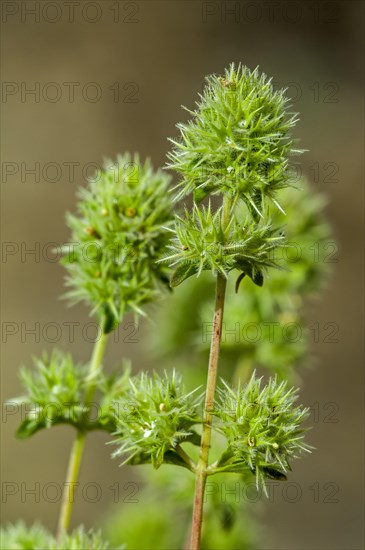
[56,331,109,539]
[190,273,227,549]
[189,195,232,549]
[56,430,85,539]
[175,445,197,472]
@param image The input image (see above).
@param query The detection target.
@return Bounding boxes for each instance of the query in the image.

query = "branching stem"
[189,196,232,549]
[175,445,197,472]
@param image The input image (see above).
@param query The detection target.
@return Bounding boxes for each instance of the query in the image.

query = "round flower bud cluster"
[61,153,174,332]
[168,63,300,214]
[112,371,202,470]
[213,373,310,491]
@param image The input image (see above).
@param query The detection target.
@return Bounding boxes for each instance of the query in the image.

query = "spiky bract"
[112,371,202,469]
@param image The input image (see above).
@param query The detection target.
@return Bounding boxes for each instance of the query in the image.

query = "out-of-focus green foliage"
[0,522,51,550]
[105,467,258,550]
[0,523,122,550]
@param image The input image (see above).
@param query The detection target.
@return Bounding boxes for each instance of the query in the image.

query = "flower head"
[213,373,310,492]
[167,63,300,214]
[61,154,174,332]
[112,371,202,469]
[12,350,129,438]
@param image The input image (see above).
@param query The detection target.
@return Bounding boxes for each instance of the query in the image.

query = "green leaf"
[162,450,193,470]
[184,430,201,446]
[235,272,246,293]
[216,447,235,468]
[16,419,42,439]
[170,262,198,288]
[102,305,119,334]
[126,452,152,467]
[251,269,264,287]
[262,466,287,481]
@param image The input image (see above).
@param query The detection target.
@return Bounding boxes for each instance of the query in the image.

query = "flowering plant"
[4,65,330,550]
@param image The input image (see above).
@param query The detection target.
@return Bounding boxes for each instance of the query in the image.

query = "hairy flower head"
[12,350,129,438]
[61,154,174,332]
[213,373,310,492]
[112,371,202,469]
[167,63,301,214]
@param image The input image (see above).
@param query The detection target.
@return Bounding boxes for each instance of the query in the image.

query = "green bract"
[61,153,174,332]
[112,371,202,469]
[213,373,310,491]
[12,350,129,438]
[13,350,86,438]
[168,63,300,212]
[162,202,284,287]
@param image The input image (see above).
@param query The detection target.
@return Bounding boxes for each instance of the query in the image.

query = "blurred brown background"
[1,1,364,548]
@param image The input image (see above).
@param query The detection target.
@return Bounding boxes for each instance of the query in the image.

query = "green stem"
[56,331,109,540]
[189,195,232,550]
[175,445,197,472]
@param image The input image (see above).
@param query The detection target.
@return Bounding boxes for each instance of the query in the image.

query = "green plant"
[0,522,125,550]
[4,64,331,550]
[5,154,174,548]
[104,175,331,548]
[158,63,310,549]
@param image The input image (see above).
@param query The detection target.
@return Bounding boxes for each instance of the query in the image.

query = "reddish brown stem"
[189,273,227,549]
